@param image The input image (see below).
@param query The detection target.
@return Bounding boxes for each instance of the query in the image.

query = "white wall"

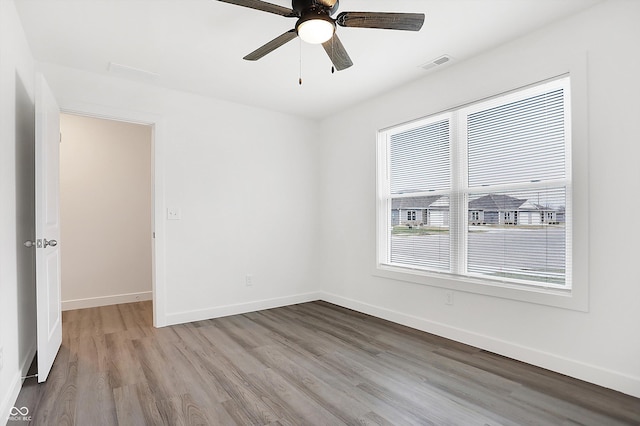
[59,114,152,310]
[0,0,37,421]
[318,0,640,398]
[39,61,323,326]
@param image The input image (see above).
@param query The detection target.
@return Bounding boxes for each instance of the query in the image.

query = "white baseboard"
[62,291,152,311]
[319,291,640,399]
[163,292,322,326]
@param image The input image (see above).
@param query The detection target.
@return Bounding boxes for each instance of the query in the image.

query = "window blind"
[465,84,568,286]
[388,118,450,271]
[467,89,566,187]
[389,118,449,194]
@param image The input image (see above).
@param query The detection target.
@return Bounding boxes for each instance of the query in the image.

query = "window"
[377,77,571,290]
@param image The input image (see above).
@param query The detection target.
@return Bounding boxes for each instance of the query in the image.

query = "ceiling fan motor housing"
[292,0,339,17]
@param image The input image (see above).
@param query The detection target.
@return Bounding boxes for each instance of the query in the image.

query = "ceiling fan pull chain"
[299,38,303,85]
[331,36,335,74]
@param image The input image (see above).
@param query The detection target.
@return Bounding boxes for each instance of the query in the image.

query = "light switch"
[167,208,181,220]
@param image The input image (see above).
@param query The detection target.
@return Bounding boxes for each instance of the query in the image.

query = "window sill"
[373,263,588,312]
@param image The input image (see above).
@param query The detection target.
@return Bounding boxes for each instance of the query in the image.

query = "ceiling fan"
[217,0,425,71]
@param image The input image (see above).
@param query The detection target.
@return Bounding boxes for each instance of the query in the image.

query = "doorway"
[59,114,153,310]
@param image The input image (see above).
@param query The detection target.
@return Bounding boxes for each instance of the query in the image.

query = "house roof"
[469,194,526,211]
[394,193,560,212]
[392,195,442,210]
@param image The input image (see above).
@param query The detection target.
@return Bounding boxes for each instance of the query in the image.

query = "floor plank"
[9,300,640,425]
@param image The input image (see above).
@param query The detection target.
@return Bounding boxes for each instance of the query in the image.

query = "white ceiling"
[15,0,600,119]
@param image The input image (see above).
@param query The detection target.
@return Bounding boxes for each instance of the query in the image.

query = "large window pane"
[390,195,450,271]
[467,188,566,285]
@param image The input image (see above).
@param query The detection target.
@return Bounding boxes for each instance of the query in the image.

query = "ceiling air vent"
[420,54,452,71]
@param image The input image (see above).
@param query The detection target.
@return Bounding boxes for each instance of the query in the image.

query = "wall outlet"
[167,208,181,220]
[0,346,4,371]
[245,274,253,287]
[445,291,454,306]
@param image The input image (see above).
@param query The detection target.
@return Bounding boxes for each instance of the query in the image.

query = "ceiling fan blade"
[322,34,353,71]
[217,0,296,17]
[243,29,298,61]
[336,12,425,31]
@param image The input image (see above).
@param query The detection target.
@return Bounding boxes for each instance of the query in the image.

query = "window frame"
[375,73,588,311]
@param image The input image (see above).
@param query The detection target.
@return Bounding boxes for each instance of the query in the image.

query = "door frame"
[58,102,166,327]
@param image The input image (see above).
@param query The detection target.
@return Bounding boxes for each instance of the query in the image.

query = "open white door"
[35,73,62,383]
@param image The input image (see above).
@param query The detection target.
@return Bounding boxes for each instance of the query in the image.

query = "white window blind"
[379,76,571,289]
[464,83,569,286]
[389,118,450,194]
[467,89,566,187]
[387,117,451,272]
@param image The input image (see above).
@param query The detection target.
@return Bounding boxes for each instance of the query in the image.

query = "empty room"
[1,0,639,424]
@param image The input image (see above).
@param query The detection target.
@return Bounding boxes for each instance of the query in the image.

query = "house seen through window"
[377,76,571,289]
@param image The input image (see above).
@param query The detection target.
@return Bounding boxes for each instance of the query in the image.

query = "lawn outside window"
[376,76,579,303]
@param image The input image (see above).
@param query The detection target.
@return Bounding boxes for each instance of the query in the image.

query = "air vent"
[420,54,452,71]
[108,62,159,81]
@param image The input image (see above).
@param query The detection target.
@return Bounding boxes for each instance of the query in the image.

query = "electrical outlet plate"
[445,291,454,306]
[245,274,253,286]
[167,208,181,220]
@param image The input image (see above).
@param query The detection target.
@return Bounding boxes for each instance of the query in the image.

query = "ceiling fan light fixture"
[297,15,335,44]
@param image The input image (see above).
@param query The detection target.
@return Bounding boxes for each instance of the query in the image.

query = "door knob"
[24,240,35,248]
[44,239,57,248]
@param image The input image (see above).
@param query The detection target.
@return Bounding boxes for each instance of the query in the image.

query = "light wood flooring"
[9,300,640,425]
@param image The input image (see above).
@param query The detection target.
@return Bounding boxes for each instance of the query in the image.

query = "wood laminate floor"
[9,301,640,425]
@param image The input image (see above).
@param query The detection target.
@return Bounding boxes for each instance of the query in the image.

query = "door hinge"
[36,239,43,248]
